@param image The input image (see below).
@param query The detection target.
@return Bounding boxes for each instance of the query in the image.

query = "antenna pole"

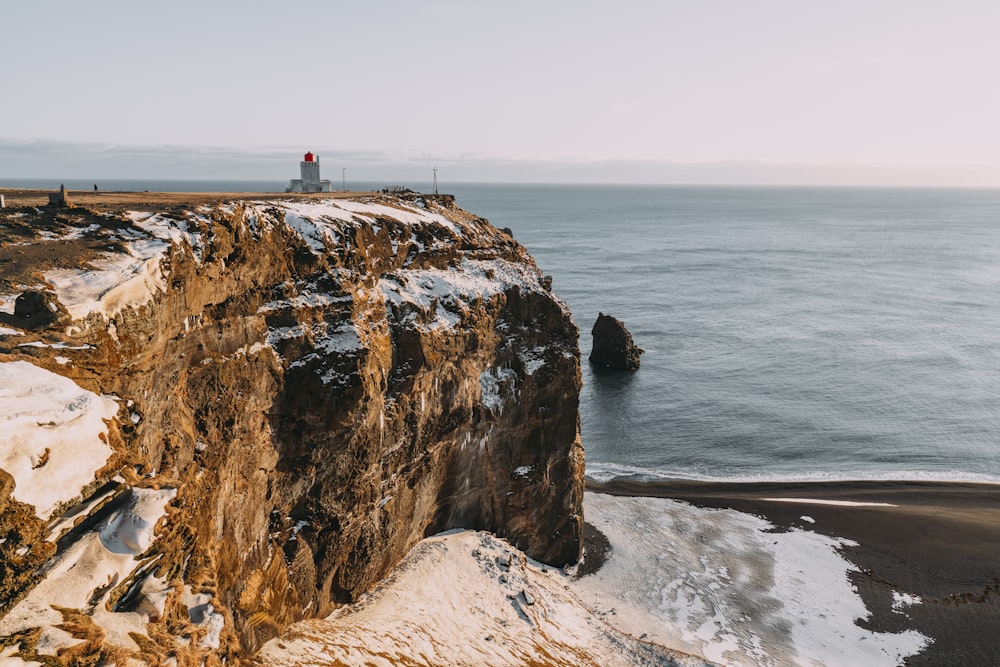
[342,168,346,192]
[432,167,439,195]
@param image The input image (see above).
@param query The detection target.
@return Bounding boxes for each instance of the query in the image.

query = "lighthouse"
[287,151,333,193]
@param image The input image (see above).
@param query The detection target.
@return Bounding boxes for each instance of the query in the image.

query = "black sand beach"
[587,479,1000,666]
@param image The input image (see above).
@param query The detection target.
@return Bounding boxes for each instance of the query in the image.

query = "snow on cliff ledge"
[32,198,473,324]
[0,487,176,655]
[44,239,169,321]
[257,530,704,667]
[0,361,119,520]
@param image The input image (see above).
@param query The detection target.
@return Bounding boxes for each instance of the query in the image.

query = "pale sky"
[2,0,999,185]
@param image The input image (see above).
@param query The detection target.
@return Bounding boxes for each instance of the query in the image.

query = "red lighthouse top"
[304,151,315,162]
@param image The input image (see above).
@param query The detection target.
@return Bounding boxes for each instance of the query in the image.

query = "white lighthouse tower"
[287,151,333,193]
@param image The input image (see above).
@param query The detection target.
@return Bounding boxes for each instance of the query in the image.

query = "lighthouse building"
[287,151,333,193]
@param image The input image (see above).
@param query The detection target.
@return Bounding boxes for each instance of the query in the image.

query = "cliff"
[0,194,584,663]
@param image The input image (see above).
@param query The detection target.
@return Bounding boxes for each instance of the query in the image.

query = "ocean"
[448,184,1000,484]
[7,179,999,483]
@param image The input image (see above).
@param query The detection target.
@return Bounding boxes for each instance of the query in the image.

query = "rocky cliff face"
[0,195,584,662]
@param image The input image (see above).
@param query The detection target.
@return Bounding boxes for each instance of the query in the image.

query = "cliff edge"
[0,194,584,662]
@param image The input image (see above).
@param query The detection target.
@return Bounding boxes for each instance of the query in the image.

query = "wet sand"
[587,478,1000,666]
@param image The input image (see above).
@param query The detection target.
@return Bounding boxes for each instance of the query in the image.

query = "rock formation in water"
[589,312,643,371]
[0,194,584,663]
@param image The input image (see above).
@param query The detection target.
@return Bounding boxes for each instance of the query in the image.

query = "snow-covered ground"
[257,529,705,667]
[575,493,929,667]
[281,199,459,238]
[44,238,170,322]
[379,258,542,333]
[0,294,17,315]
[0,361,119,520]
[0,487,176,655]
[258,493,929,667]
[0,645,41,666]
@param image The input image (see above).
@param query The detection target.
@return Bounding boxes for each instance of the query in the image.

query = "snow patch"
[0,487,176,648]
[575,493,929,667]
[17,340,94,350]
[0,361,119,520]
[315,320,361,355]
[131,212,205,261]
[258,291,352,314]
[44,238,169,321]
[380,259,540,334]
[0,294,17,315]
[0,645,41,666]
[284,212,333,253]
[257,530,699,667]
[198,605,226,649]
[279,198,459,237]
[518,346,547,375]
[327,199,459,232]
[98,488,173,555]
[267,324,306,348]
[38,223,101,242]
[761,497,898,508]
[233,341,270,358]
[180,586,225,650]
[891,591,923,613]
[47,483,120,543]
[480,366,517,411]
[17,341,93,350]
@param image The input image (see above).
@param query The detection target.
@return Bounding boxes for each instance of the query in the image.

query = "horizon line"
[2,177,1000,192]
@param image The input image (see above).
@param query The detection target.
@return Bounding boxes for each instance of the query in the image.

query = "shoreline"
[586,478,1000,665]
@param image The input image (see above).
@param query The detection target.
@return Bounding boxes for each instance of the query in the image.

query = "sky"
[2,0,999,186]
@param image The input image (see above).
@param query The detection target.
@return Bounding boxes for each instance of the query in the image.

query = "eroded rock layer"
[0,195,583,662]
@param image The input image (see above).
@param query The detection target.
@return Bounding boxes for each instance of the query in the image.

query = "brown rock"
[0,195,584,659]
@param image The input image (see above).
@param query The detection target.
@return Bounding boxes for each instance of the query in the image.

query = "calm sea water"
[449,184,1000,483]
[8,179,998,482]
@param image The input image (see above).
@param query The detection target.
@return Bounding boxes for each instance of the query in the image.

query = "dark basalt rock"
[589,312,643,371]
[4,290,68,330]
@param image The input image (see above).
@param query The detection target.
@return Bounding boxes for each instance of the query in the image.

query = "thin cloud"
[1,138,999,187]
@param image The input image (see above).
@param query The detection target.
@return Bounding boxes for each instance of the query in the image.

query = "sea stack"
[590,312,643,371]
